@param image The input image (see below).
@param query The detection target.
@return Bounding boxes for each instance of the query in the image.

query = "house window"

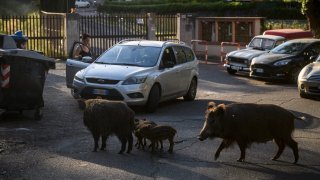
[235,22,253,43]
[218,22,232,42]
[201,21,215,42]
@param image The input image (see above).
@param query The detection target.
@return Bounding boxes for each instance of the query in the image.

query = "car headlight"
[74,71,85,82]
[122,76,147,85]
[273,59,291,66]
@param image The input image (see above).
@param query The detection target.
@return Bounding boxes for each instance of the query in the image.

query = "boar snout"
[198,135,205,141]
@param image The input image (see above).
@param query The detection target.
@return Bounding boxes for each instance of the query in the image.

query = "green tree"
[301,0,320,38]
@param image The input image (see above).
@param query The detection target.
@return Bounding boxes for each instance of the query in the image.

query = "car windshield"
[95,45,161,67]
[248,38,275,51]
[270,41,306,55]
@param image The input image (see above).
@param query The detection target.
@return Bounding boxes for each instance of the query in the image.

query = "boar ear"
[207,102,216,109]
[215,104,226,117]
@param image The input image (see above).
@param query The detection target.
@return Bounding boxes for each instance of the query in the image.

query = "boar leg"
[284,138,299,164]
[272,138,285,161]
[214,139,233,160]
[168,137,174,153]
[100,135,108,150]
[159,140,163,150]
[118,136,127,154]
[127,133,133,153]
[236,140,247,162]
[92,132,100,152]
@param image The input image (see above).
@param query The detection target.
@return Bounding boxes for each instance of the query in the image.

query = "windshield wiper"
[94,61,110,64]
[252,46,264,50]
[115,63,138,66]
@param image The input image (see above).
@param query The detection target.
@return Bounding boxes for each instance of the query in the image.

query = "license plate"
[231,66,240,70]
[256,68,264,73]
[92,89,109,95]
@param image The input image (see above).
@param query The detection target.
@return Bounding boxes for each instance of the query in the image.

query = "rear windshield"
[271,41,307,55]
[248,38,276,51]
[95,45,161,67]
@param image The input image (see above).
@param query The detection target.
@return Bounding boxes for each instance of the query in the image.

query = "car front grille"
[250,64,273,77]
[307,74,320,81]
[86,78,119,85]
[308,86,320,94]
[229,57,247,64]
[80,87,124,100]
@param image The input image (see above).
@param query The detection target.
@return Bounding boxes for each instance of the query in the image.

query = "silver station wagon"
[66,40,199,112]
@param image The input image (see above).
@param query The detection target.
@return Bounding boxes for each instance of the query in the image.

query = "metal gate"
[79,13,178,57]
[0,15,65,59]
[79,13,148,57]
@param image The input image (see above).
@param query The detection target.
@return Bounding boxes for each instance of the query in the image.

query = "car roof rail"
[163,39,186,46]
[118,38,146,44]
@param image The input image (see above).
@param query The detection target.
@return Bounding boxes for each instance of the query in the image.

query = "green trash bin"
[0,34,55,120]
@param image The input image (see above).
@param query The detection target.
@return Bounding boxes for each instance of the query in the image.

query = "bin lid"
[0,34,18,49]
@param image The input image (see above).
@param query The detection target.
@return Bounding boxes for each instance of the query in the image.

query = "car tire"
[183,78,197,101]
[299,90,309,98]
[227,67,236,75]
[145,85,161,113]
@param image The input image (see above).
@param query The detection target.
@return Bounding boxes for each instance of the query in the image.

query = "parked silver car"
[298,54,320,98]
[66,40,199,112]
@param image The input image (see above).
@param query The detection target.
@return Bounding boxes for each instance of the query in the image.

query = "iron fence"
[79,13,148,57]
[0,15,65,59]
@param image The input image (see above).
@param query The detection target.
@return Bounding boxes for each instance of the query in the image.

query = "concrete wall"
[178,16,264,59]
[65,13,80,58]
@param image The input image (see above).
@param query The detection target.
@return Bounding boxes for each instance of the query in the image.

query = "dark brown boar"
[80,99,135,154]
[138,125,177,153]
[198,102,302,163]
[134,118,157,149]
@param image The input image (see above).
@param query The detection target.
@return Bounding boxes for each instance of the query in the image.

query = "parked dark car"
[250,39,320,83]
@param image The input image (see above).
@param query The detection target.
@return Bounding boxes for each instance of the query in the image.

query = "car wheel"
[227,67,236,75]
[87,4,90,8]
[299,90,309,98]
[289,67,300,83]
[145,85,161,113]
[183,78,197,101]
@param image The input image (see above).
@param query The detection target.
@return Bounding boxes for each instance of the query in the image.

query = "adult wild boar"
[198,102,302,163]
[80,99,135,154]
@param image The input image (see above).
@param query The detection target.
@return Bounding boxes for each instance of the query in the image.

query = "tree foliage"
[301,0,320,38]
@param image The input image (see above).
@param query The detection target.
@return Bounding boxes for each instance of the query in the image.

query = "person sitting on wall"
[73,33,92,60]
[10,30,28,49]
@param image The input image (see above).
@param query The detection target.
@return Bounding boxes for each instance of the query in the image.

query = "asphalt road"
[0,61,319,179]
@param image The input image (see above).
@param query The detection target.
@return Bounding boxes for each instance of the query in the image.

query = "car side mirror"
[82,56,93,63]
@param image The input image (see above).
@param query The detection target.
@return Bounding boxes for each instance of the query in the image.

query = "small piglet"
[138,125,177,153]
[134,118,157,149]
